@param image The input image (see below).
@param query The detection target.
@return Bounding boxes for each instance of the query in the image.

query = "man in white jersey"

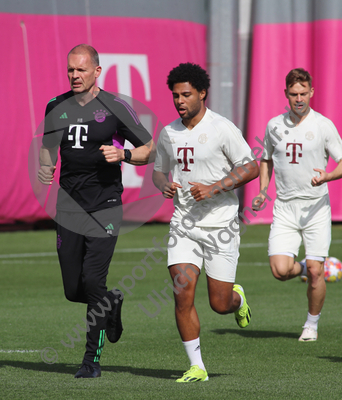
[153,63,259,382]
[253,68,342,341]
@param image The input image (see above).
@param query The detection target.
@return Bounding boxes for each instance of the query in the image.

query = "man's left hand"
[100,145,124,163]
[189,182,213,202]
[311,168,328,186]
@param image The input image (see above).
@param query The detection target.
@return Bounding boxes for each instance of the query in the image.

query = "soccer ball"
[300,257,342,283]
[324,257,342,282]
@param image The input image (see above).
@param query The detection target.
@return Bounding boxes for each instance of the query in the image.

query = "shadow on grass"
[318,356,342,363]
[211,328,299,339]
[0,360,225,379]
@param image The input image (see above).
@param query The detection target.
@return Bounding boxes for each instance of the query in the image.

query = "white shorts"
[167,219,240,283]
[268,195,331,258]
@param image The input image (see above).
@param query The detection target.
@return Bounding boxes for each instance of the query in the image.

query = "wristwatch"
[124,149,132,163]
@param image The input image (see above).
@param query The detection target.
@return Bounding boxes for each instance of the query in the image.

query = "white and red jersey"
[262,108,342,201]
[154,108,254,227]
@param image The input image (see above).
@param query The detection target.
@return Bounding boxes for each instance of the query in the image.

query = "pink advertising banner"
[244,19,342,223]
[0,13,206,225]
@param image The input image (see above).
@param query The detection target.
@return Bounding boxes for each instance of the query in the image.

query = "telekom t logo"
[97,54,151,103]
[177,147,194,171]
[97,54,151,188]
[286,143,302,164]
[69,124,88,149]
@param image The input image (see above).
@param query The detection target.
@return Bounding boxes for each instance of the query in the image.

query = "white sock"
[182,338,205,371]
[300,261,307,276]
[304,312,321,331]
[238,294,244,310]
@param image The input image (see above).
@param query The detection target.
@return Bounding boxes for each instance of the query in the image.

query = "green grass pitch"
[0,223,342,399]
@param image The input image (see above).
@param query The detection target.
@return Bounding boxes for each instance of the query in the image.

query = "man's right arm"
[252,159,273,211]
[38,145,58,185]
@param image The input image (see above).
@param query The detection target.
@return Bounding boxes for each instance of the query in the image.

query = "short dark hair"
[167,63,210,100]
[68,44,99,67]
[286,68,312,89]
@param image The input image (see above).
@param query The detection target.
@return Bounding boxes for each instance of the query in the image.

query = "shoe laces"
[302,326,316,332]
[82,363,95,373]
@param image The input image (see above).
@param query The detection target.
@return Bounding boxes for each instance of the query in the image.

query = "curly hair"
[286,68,312,89]
[167,63,210,100]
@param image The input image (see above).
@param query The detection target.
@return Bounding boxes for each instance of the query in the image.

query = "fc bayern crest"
[305,131,314,141]
[93,109,109,123]
[198,133,208,144]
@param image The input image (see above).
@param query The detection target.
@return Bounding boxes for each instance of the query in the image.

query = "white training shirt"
[154,108,254,227]
[262,108,342,201]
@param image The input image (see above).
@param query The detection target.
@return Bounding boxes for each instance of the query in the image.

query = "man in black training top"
[38,44,155,378]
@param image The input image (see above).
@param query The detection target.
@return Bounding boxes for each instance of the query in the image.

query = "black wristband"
[124,149,132,163]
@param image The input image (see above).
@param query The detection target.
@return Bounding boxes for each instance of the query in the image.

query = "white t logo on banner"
[98,54,152,188]
[97,54,151,103]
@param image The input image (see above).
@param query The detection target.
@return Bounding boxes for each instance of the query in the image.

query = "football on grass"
[300,257,342,283]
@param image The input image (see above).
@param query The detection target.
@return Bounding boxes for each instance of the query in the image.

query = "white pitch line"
[0,248,151,259]
[0,252,57,259]
[240,239,342,248]
[0,260,58,265]
[0,239,341,259]
[0,350,40,353]
[0,244,267,259]
[240,243,267,248]
[239,262,269,266]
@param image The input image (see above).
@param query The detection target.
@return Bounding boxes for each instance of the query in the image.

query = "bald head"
[68,44,99,67]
